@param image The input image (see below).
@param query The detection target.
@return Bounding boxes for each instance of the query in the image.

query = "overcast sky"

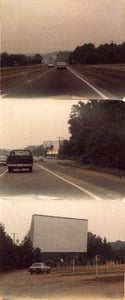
[2,0,125,54]
[0,197,125,243]
[0,99,75,149]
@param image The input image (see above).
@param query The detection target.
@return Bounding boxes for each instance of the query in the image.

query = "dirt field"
[0,265,124,300]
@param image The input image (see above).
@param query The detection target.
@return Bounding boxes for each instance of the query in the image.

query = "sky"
[2,0,125,54]
[0,98,76,149]
[0,197,125,243]
[0,98,125,244]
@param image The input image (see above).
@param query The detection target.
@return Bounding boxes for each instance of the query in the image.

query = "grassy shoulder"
[70,64,125,81]
[1,65,47,76]
[69,63,125,98]
[58,159,125,179]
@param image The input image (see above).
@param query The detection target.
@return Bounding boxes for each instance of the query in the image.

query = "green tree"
[0,223,15,271]
[68,42,125,65]
[32,54,43,65]
[66,100,125,170]
[19,234,34,268]
[87,232,112,263]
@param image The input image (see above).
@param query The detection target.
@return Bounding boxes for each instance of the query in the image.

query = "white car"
[48,63,55,68]
[0,155,7,165]
[28,262,51,274]
[56,62,67,69]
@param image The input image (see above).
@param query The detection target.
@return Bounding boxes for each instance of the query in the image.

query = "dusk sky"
[2,0,125,54]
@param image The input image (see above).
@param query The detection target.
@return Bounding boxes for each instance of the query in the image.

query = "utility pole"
[12,233,18,244]
[58,137,64,155]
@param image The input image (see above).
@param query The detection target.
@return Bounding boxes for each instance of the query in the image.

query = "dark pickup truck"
[7,150,33,172]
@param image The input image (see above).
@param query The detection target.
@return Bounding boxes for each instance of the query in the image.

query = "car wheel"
[29,167,32,172]
[8,167,13,173]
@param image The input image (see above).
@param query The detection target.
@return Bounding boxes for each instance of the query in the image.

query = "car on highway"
[28,262,51,274]
[48,62,55,68]
[0,155,7,165]
[7,149,33,173]
[56,61,67,70]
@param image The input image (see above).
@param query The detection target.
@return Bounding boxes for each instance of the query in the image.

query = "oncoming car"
[28,262,51,274]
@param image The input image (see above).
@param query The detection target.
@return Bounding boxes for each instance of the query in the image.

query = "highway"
[1,65,107,99]
[0,159,125,200]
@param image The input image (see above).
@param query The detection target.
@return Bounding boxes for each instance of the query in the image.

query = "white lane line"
[37,164,102,200]
[26,80,32,83]
[68,67,108,99]
[26,73,46,83]
[0,169,8,177]
[1,94,9,98]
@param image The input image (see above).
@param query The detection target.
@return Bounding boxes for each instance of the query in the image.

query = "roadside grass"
[58,160,125,179]
[70,64,125,81]
[54,264,124,275]
[1,65,47,76]
[0,264,124,279]
[69,64,125,98]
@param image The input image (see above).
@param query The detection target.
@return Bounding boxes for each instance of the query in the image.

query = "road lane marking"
[26,80,32,83]
[37,164,102,200]
[0,169,8,177]
[68,67,108,99]
[1,94,9,98]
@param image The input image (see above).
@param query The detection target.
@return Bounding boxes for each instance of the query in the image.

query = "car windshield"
[32,263,41,267]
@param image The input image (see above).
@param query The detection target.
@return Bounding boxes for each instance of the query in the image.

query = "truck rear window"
[10,150,31,156]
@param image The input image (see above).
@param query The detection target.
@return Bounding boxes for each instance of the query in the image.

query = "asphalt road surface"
[0,159,125,200]
[1,66,107,99]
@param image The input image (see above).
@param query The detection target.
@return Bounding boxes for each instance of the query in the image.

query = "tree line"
[0,223,41,272]
[2,41,125,68]
[3,100,125,171]
[59,100,125,171]
[0,223,125,272]
[0,53,43,67]
[68,42,125,64]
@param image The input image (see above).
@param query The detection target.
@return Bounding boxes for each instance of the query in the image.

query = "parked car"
[28,262,51,274]
[56,62,67,69]
[0,155,7,165]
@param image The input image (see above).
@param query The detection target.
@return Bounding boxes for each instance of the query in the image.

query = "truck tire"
[29,166,32,172]
[8,167,13,173]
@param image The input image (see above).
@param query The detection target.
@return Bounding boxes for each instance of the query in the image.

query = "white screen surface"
[30,214,88,252]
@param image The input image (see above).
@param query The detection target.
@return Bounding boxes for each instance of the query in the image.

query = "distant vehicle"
[56,62,67,70]
[33,156,39,162]
[48,62,55,68]
[28,262,51,274]
[7,149,33,173]
[0,155,7,165]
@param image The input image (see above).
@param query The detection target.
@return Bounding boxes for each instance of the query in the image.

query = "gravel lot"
[0,268,124,300]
